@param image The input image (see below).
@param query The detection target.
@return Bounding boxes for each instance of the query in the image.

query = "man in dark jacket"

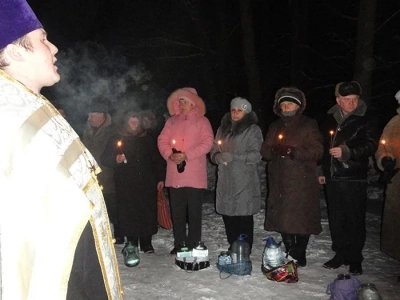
[82,101,123,243]
[318,81,379,275]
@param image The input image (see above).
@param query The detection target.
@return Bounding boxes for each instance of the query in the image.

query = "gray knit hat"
[230,97,252,113]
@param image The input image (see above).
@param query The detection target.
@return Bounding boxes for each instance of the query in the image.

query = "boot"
[281,233,295,258]
[122,241,140,267]
[294,235,309,267]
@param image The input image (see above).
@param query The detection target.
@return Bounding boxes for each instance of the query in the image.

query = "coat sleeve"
[100,136,119,168]
[345,115,380,162]
[233,125,263,164]
[149,136,166,182]
[375,115,398,170]
[293,119,324,161]
[185,117,214,161]
[157,119,173,161]
[209,127,221,164]
[261,123,277,161]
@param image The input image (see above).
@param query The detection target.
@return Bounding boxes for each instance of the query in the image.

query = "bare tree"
[353,0,377,105]
[289,0,309,89]
[239,0,262,112]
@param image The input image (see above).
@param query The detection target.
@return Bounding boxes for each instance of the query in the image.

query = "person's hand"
[271,144,295,159]
[157,181,164,191]
[379,157,399,184]
[381,157,396,172]
[318,176,326,184]
[169,152,187,164]
[329,147,342,159]
[116,154,127,164]
[214,152,233,164]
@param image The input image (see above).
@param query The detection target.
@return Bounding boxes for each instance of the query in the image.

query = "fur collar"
[328,99,367,124]
[219,111,258,138]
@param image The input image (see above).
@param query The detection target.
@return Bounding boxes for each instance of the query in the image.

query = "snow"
[116,190,400,300]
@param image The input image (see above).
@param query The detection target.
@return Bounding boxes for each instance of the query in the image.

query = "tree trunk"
[289,0,308,89]
[239,0,262,112]
[353,0,377,106]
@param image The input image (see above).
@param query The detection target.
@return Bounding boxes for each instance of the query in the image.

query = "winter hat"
[395,90,400,104]
[277,95,302,106]
[335,81,362,97]
[88,101,109,114]
[167,87,206,117]
[0,0,43,50]
[230,97,252,113]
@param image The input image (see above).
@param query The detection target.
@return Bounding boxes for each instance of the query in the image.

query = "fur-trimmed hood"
[219,111,258,138]
[273,86,306,117]
[167,87,206,117]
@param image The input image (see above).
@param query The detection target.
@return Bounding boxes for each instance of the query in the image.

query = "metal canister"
[218,251,232,265]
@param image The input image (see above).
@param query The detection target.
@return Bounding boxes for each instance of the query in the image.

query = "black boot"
[294,235,309,267]
[281,233,295,258]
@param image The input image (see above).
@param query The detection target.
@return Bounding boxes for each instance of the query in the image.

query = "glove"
[271,144,296,159]
[379,157,399,184]
[381,157,396,172]
[214,152,233,164]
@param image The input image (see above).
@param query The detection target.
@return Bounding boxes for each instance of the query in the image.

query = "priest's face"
[20,29,60,92]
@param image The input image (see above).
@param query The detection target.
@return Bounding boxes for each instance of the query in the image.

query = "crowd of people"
[1,0,399,298]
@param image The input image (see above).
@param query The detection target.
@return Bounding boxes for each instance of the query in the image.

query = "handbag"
[326,274,361,300]
[157,189,173,230]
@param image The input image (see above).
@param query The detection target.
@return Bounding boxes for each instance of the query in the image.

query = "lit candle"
[381,139,388,156]
[217,140,223,152]
[278,134,283,144]
[117,140,127,163]
[329,130,334,149]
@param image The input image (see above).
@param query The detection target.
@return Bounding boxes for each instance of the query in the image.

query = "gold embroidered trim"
[90,217,113,299]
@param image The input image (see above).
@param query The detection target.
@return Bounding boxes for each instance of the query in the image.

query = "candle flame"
[217,140,222,146]
[330,130,334,136]
[381,139,386,145]
[278,134,283,140]
[172,139,176,145]
[117,140,122,147]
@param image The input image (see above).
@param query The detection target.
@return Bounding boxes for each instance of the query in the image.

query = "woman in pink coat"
[158,87,214,254]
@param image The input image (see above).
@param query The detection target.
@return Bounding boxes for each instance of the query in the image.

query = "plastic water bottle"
[357,283,383,300]
[262,237,285,269]
[177,241,192,258]
[230,234,250,263]
[192,241,208,257]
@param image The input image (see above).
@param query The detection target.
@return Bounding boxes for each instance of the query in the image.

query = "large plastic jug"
[230,234,250,263]
[262,237,285,269]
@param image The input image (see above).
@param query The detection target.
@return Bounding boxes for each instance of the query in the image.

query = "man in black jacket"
[318,81,380,275]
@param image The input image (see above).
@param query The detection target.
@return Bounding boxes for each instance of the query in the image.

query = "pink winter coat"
[158,88,214,189]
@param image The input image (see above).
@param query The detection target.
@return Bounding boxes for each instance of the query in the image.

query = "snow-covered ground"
[116,189,400,299]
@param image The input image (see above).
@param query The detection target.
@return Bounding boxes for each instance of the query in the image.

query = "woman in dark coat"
[101,111,165,254]
[260,87,323,267]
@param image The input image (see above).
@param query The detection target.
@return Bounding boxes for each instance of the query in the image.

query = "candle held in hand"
[381,139,388,156]
[329,130,334,149]
[117,140,127,163]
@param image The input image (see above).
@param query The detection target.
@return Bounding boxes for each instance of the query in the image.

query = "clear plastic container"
[192,241,208,257]
[230,234,250,263]
[262,237,285,269]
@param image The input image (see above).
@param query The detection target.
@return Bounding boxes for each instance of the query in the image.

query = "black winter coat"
[319,100,380,180]
[101,133,165,237]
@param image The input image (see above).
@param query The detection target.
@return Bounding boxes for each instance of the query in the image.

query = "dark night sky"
[27,0,400,132]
